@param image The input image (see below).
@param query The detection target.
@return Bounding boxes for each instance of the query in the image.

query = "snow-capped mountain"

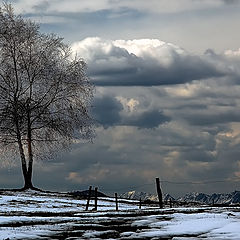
[119,191,174,202]
[120,190,240,204]
[178,191,240,204]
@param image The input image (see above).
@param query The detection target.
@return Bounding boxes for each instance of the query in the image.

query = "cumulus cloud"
[72,37,227,86]
[92,93,170,128]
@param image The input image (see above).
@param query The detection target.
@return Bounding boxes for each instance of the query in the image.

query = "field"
[0,190,240,239]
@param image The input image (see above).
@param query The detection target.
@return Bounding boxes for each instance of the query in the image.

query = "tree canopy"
[0,3,94,189]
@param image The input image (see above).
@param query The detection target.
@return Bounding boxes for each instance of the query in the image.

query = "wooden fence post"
[170,199,172,208]
[139,198,142,209]
[94,187,98,211]
[85,186,92,211]
[115,193,118,211]
[156,177,163,209]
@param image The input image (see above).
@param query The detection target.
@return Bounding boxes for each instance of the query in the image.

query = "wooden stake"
[139,198,142,209]
[170,199,172,208]
[156,177,163,209]
[85,186,92,211]
[115,193,118,211]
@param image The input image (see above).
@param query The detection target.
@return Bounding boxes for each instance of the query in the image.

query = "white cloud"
[72,37,116,62]
[72,37,185,66]
[114,39,185,66]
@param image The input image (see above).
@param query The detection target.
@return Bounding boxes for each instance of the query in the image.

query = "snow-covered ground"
[0,190,240,239]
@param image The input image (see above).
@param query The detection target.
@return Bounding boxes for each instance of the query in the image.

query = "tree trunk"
[17,137,28,187]
[16,123,34,189]
[15,117,33,189]
[17,137,34,189]
[23,175,33,189]
[25,105,34,189]
[26,138,34,189]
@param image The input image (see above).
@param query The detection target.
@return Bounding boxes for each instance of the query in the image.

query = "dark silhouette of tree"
[0,3,94,190]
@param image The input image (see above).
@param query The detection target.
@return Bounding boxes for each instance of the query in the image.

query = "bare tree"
[0,3,94,190]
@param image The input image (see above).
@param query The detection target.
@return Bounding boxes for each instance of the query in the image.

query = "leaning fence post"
[94,187,98,211]
[85,186,92,211]
[156,177,163,209]
[115,193,118,211]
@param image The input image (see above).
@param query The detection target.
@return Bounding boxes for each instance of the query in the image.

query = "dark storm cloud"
[72,38,232,86]
[92,95,123,127]
[124,109,170,128]
[90,55,222,86]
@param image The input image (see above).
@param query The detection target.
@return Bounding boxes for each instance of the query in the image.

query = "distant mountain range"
[119,191,174,202]
[178,191,240,205]
[119,190,240,205]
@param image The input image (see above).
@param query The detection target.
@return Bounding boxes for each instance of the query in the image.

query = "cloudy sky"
[2,0,240,197]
